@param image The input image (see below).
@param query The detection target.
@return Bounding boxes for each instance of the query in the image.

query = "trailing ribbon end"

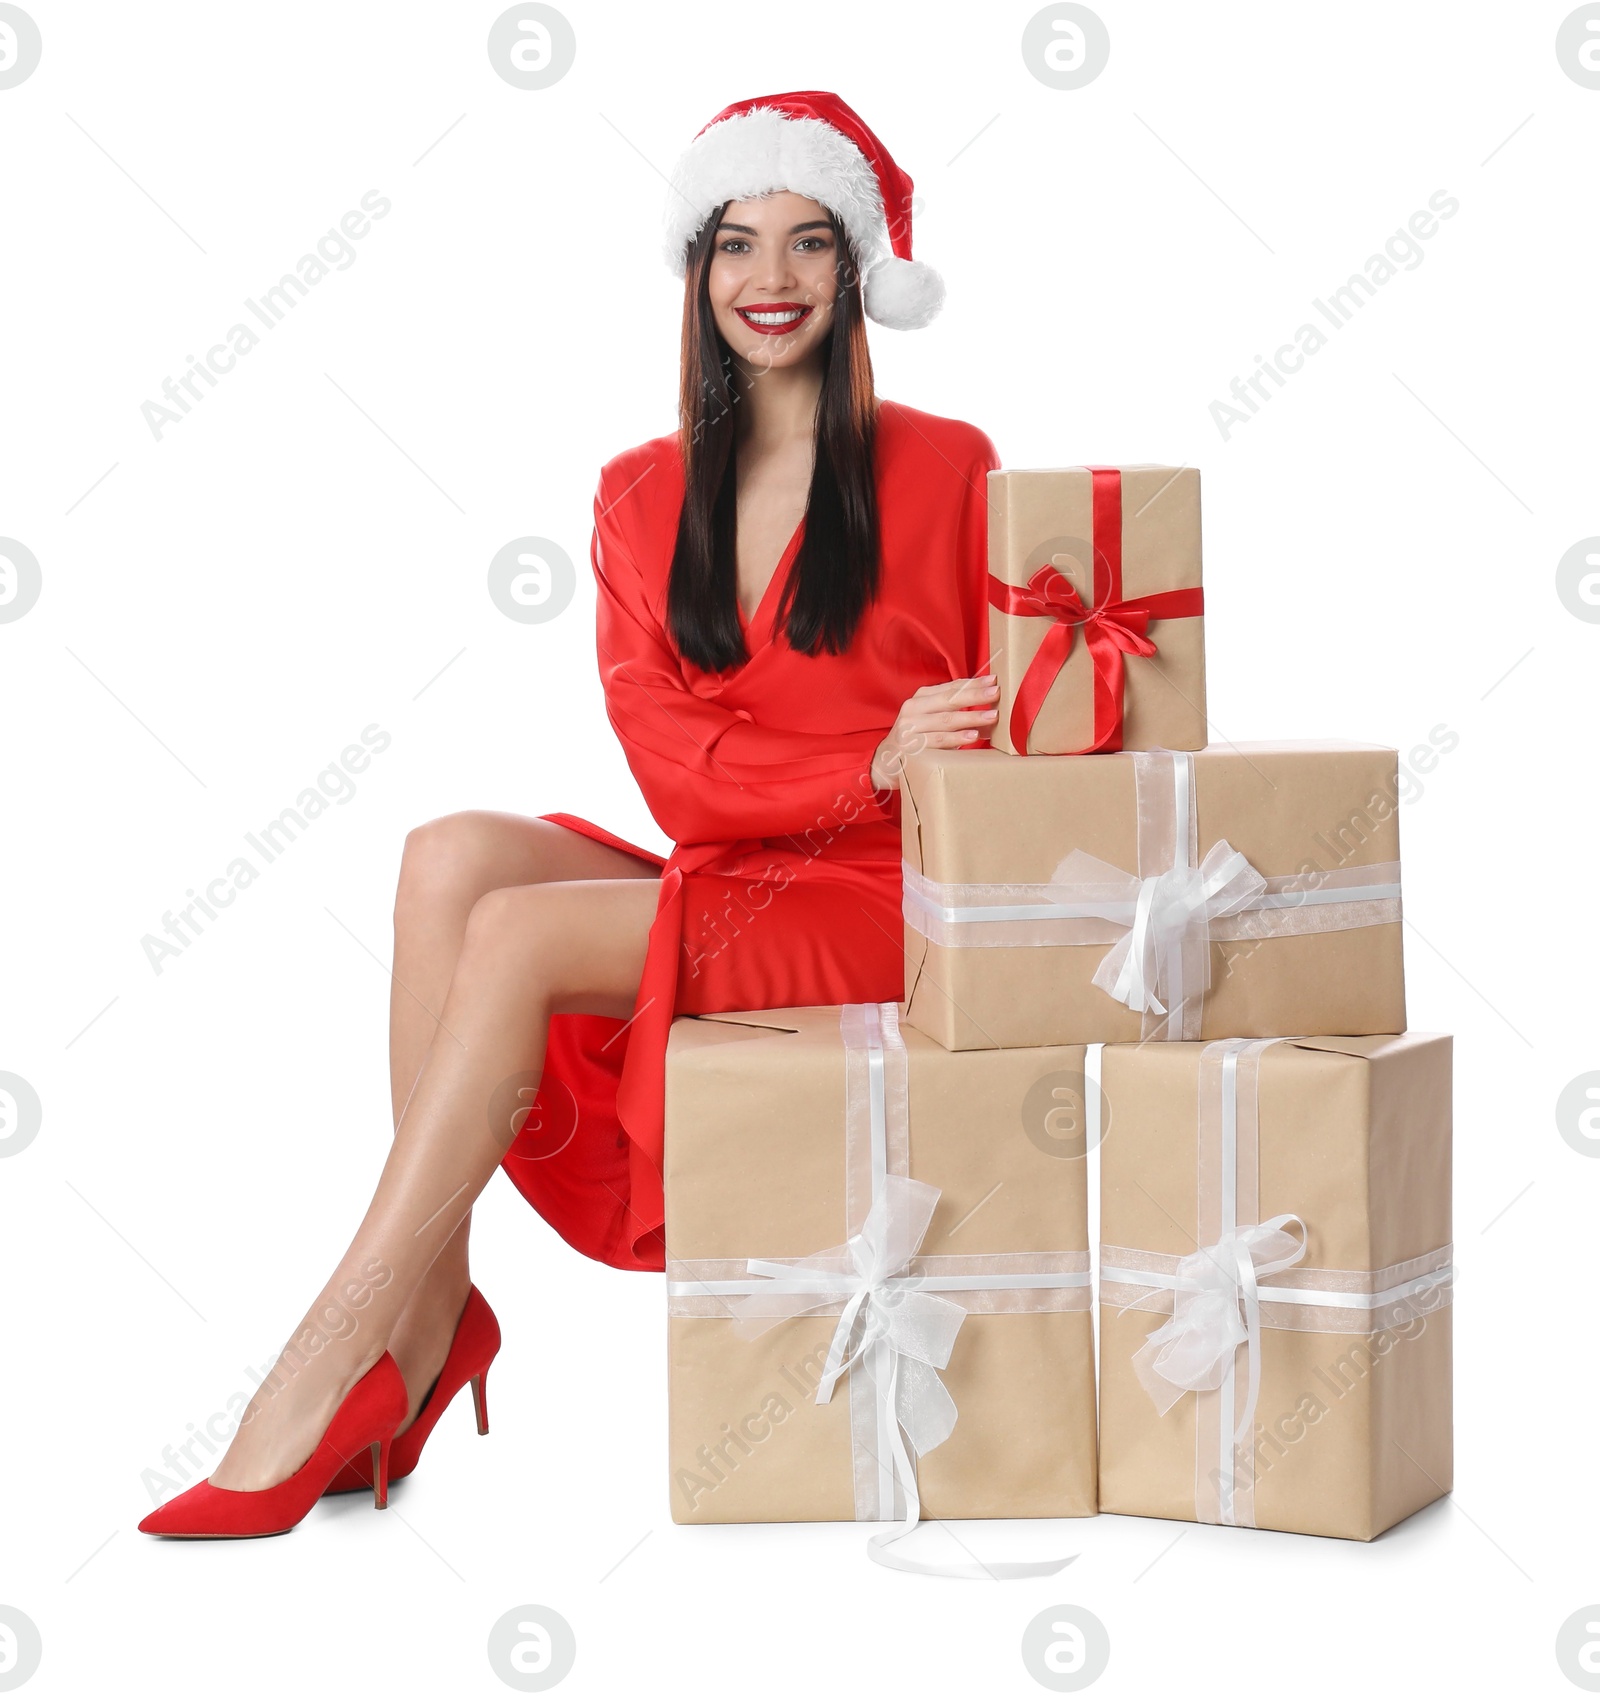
[868,1539,1080,1580]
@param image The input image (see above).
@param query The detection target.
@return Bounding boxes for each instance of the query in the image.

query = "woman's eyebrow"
[714,220,834,236]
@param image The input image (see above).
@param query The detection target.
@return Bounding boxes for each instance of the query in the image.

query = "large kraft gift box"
[902,742,1406,1051]
[663,1003,1098,1526]
[987,464,1205,755]
[1097,1034,1454,1541]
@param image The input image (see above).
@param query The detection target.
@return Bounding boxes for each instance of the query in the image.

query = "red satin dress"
[502,399,998,1271]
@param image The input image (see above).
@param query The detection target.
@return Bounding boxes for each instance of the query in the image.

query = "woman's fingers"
[915,674,999,706]
[907,706,1000,732]
[896,720,997,752]
[888,677,1002,762]
[952,673,1000,702]
[940,705,1002,725]
[893,707,999,744]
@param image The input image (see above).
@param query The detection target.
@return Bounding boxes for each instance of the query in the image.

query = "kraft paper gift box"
[902,741,1406,1051]
[986,464,1205,755]
[1096,1034,1454,1541]
[663,1002,1098,1544]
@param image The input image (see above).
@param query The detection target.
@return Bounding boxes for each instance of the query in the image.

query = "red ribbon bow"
[986,466,1204,755]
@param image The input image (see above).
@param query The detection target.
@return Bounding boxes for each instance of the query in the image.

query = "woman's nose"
[754,250,797,292]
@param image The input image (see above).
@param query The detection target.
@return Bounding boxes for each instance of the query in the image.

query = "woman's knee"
[457,880,646,1009]
[394,812,512,923]
[460,881,558,953]
[453,884,569,1003]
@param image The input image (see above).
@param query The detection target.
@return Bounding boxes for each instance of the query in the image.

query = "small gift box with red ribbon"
[987,465,1205,756]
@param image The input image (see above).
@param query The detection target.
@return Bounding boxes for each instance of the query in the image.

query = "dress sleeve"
[591,471,896,846]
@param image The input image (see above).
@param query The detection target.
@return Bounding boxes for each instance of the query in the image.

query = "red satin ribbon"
[986,466,1204,755]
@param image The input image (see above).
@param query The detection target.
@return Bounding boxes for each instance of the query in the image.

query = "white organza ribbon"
[902,749,1403,1040]
[1129,1214,1307,1451]
[1087,840,1267,1020]
[731,1173,966,1468]
[668,1002,1079,1579]
[1101,1038,1454,1527]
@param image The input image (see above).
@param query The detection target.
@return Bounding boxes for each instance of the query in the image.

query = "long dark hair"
[666,203,880,673]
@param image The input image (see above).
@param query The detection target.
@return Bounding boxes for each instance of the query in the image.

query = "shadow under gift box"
[901,742,1407,1051]
[663,1006,1098,1526]
[1097,1034,1453,1542]
[987,464,1206,756]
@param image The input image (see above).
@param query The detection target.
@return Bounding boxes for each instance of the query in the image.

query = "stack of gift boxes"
[661,464,1453,1551]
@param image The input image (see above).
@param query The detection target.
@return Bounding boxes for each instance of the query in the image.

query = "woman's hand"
[870,675,1001,791]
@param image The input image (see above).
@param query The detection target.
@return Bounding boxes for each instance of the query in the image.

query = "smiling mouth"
[735,304,813,335]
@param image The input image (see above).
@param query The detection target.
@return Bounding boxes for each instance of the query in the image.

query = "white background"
[3,1,1597,1692]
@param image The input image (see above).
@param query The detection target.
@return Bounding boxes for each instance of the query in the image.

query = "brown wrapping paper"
[664,1006,1098,1525]
[902,742,1406,1050]
[988,465,1205,755]
[1098,1034,1453,1541]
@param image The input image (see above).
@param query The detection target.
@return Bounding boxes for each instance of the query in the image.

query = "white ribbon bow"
[720,1131,1074,1578]
[732,1173,967,1463]
[1132,1214,1307,1447]
[1077,839,1267,1021]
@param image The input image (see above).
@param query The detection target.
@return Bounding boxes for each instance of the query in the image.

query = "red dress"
[502,399,999,1271]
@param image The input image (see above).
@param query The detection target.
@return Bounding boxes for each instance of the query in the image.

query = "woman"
[140,90,1001,1537]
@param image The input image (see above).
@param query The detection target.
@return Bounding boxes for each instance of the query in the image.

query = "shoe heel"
[470,1370,489,1437]
[370,1439,391,1510]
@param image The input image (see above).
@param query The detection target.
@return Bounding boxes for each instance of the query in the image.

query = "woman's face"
[706,191,841,369]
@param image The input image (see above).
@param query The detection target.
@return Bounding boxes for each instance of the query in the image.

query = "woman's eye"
[718,239,750,254]
[796,237,830,252]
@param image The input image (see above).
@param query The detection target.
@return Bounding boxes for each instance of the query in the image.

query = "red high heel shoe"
[138,1353,408,1539]
[323,1286,501,1496]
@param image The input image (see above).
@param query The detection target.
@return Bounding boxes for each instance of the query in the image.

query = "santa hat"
[662,90,945,332]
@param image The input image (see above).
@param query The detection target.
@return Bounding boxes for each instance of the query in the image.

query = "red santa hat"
[662,90,945,332]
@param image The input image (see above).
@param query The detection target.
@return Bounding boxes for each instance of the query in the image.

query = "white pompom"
[862,255,946,330]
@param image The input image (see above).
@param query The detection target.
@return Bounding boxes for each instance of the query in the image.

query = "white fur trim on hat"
[663,106,943,331]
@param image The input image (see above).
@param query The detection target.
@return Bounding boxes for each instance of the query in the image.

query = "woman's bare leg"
[211,867,661,1491]
[381,814,657,1427]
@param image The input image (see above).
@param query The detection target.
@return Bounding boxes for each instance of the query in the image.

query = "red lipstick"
[734,302,814,336]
